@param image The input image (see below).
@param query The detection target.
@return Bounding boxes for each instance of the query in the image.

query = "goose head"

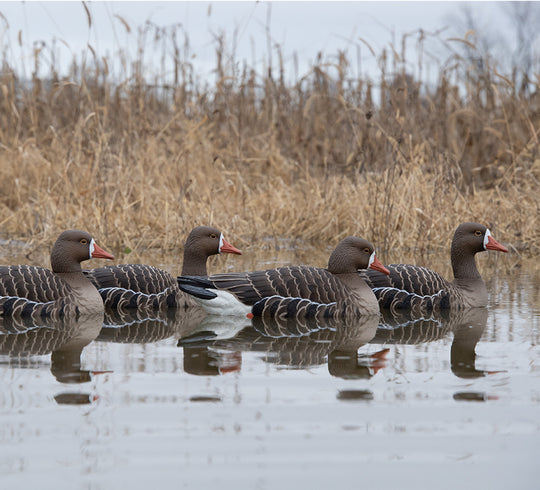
[452,222,508,256]
[450,222,508,281]
[50,230,114,273]
[327,236,390,275]
[182,226,242,276]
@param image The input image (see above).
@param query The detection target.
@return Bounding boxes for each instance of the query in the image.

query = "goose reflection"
[182,346,242,376]
[449,308,503,379]
[95,307,239,376]
[96,306,207,344]
[179,314,251,376]
[177,313,384,377]
[372,307,498,379]
[453,391,499,402]
[0,313,104,405]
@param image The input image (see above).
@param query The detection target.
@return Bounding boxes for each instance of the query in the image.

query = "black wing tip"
[177,275,214,287]
[177,276,218,299]
[177,282,218,300]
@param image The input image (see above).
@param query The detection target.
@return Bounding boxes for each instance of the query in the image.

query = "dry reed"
[0,21,539,263]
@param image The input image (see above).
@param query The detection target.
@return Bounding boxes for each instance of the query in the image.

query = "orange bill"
[370,255,390,275]
[220,238,242,255]
[486,235,508,253]
[91,242,115,260]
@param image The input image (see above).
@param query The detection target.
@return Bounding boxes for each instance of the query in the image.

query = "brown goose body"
[0,230,114,321]
[178,236,390,319]
[84,226,241,311]
[359,222,508,310]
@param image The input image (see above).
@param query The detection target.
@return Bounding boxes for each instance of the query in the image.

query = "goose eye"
[80,239,88,245]
[210,233,217,239]
[474,230,482,237]
[363,247,371,254]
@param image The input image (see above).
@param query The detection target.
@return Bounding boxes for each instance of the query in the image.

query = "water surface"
[1,247,538,489]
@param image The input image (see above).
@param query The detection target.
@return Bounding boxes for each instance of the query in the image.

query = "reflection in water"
[337,389,374,401]
[0,291,510,407]
[97,306,207,344]
[189,395,222,403]
[373,307,452,343]
[179,315,251,374]
[175,306,498,383]
[328,348,389,379]
[177,313,382,378]
[372,307,496,379]
[182,313,252,342]
[53,393,98,405]
[183,346,242,376]
[1,297,500,396]
[448,308,501,378]
[0,313,104,405]
[96,307,246,376]
[453,392,499,402]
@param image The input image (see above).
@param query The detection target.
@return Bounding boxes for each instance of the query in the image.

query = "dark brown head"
[182,226,242,276]
[50,230,114,273]
[327,236,389,275]
[451,223,508,256]
[450,222,507,280]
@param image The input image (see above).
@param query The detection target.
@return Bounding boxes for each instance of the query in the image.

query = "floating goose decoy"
[359,222,508,310]
[85,226,241,311]
[0,230,114,320]
[178,236,390,319]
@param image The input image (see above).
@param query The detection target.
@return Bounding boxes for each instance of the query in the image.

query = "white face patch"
[368,251,375,268]
[483,229,491,250]
[89,238,96,259]
[218,234,224,254]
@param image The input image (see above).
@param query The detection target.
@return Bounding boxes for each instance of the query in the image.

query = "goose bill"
[368,253,390,275]
[219,236,242,255]
[90,240,115,260]
[485,235,508,253]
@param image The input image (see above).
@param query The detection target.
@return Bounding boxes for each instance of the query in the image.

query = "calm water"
[0,246,539,489]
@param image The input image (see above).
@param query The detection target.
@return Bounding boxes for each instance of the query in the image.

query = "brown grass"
[0,24,539,262]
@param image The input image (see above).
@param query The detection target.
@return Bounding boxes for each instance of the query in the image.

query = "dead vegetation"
[0,21,538,261]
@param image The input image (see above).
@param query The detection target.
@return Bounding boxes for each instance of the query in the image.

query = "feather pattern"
[361,263,451,296]
[372,283,452,314]
[86,264,183,311]
[84,226,241,311]
[359,222,508,310]
[178,236,389,319]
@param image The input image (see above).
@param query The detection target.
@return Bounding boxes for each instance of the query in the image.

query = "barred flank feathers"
[0,265,78,322]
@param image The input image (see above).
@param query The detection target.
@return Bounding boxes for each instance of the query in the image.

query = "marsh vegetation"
[0,13,538,261]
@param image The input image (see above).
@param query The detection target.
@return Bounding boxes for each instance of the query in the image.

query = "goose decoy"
[84,226,242,311]
[177,236,390,319]
[0,230,114,320]
[359,222,508,310]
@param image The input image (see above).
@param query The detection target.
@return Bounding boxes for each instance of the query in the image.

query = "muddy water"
[0,245,539,489]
